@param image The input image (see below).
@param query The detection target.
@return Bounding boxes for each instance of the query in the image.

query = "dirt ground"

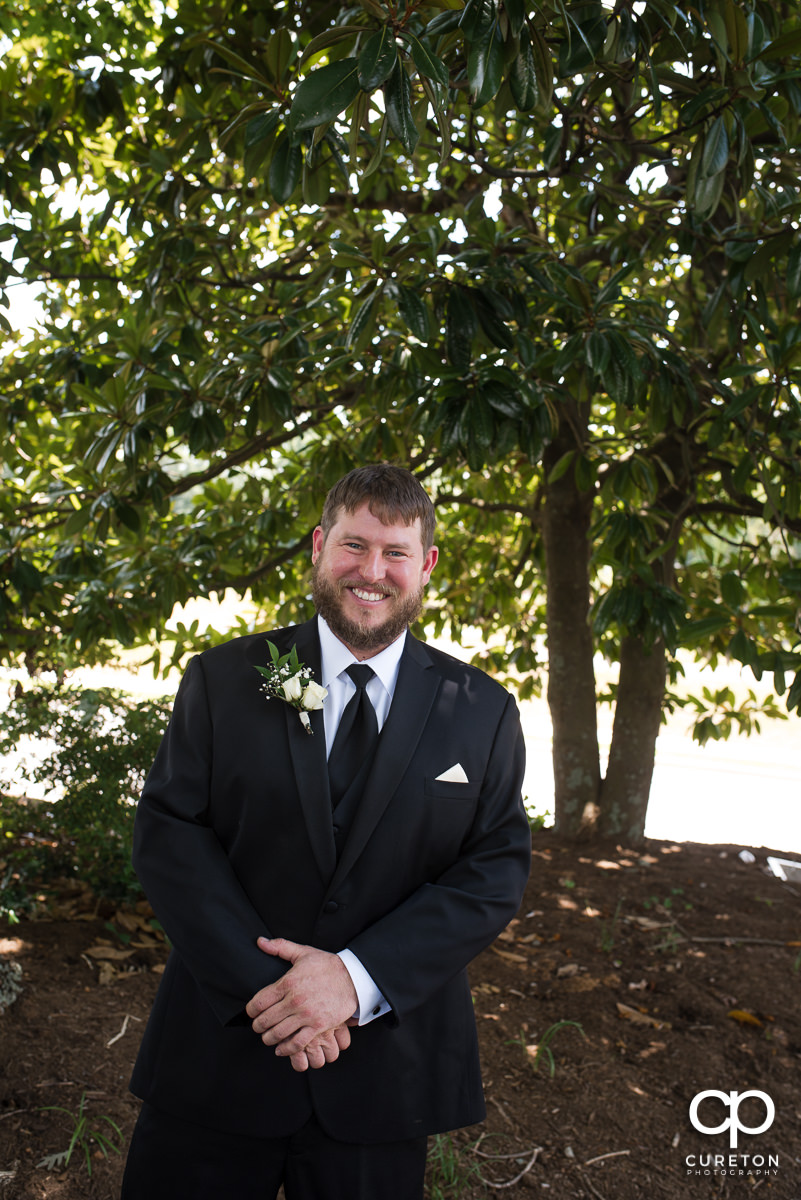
[1,830,800,1199]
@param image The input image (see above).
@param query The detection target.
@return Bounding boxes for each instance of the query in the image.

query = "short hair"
[320,464,436,550]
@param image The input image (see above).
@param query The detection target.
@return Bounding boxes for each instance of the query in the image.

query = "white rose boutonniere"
[255,641,327,734]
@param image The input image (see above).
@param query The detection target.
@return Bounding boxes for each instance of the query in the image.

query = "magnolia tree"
[2,0,800,842]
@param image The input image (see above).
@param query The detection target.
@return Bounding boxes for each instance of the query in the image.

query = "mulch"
[1,830,800,1198]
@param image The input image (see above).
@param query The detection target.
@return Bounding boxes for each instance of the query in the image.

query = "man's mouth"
[349,586,390,603]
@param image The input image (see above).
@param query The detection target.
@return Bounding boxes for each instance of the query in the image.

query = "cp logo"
[689,1090,775,1149]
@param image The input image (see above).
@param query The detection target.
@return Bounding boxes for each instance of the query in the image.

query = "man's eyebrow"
[338,530,415,549]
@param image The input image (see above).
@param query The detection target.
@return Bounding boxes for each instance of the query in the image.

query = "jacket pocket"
[423,778,482,802]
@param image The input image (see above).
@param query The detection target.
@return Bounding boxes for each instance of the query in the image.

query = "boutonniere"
[255,640,327,734]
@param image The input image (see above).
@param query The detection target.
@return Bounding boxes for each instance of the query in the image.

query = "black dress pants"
[121,1102,429,1200]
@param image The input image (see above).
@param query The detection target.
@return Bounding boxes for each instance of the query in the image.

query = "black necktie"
[328,664,378,807]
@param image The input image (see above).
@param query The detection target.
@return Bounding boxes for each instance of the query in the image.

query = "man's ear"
[421,545,438,584]
[311,526,324,564]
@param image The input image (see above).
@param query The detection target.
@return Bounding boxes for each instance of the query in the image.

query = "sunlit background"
[3,257,799,859]
[4,594,795,855]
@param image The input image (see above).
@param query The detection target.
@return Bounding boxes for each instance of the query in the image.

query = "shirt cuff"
[337,949,391,1026]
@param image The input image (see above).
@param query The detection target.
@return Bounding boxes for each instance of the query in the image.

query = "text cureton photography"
[685,1089,780,1179]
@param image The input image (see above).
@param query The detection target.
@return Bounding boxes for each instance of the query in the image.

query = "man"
[123,464,531,1200]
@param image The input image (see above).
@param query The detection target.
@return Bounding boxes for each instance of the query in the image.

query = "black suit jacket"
[130,618,531,1142]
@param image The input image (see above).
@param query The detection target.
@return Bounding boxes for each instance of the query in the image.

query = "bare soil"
[1,831,800,1199]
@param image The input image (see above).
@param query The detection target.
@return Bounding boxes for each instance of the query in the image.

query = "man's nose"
[360,550,386,581]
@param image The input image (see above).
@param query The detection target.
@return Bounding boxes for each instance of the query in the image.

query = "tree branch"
[221,532,313,589]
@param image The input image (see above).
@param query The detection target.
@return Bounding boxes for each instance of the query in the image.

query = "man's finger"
[259,1014,311,1046]
[250,994,301,1034]
[268,1025,318,1056]
[333,1025,351,1052]
[257,936,305,963]
[304,1042,327,1070]
[289,1051,310,1073]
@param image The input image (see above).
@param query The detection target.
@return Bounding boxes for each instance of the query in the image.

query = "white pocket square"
[435,763,469,784]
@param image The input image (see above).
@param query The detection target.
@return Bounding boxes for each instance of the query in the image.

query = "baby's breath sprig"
[255,640,327,734]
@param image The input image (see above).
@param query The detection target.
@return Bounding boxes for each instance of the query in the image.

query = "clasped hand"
[247,937,358,1074]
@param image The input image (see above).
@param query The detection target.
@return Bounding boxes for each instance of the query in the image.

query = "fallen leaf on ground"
[728,1009,764,1027]
[490,946,528,965]
[638,1041,667,1058]
[84,945,136,961]
[562,975,601,992]
[616,1002,672,1030]
[97,961,120,986]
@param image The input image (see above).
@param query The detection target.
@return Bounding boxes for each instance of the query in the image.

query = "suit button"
[324,900,339,913]
[332,824,340,835]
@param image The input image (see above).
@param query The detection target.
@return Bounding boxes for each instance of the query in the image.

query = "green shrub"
[0,682,171,913]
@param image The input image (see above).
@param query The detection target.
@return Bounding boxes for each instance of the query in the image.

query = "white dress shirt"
[317,616,406,753]
[318,616,403,1025]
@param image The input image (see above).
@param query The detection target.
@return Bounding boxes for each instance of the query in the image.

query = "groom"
[122,464,531,1200]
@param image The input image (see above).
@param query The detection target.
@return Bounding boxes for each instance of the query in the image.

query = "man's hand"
[287,1024,352,1073]
[247,937,359,1060]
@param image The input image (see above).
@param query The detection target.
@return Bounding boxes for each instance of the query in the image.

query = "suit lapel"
[325,633,440,895]
[253,618,337,884]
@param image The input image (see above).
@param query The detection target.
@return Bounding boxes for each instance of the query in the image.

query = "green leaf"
[299,25,363,64]
[385,60,418,154]
[358,26,397,90]
[243,111,280,177]
[786,669,801,715]
[63,506,94,536]
[361,112,389,179]
[465,393,495,448]
[700,115,729,178]
[302,155,331,206]
[346,287,380,350]
[468,17,505,107]
[459,0,496,41]
[529,26,553,109]
[264,27,294,82]
[779,568,801,593]
[682,615,731,644]
[421,75,451,164]
[586,330,610,376]
[724,0,750,63]
[268,133,302,203]
[692,169,725,220]
[728,629,752,665]
[548,450,576,484]
[115,502,141,533]
[474,289,514,349]
[504,0,526,37]
[446,289,476,369]
[205,41,271,87]
[787,244,801,299]
[290,59,361,132]
[720,571,745,608]
[397,285,430,341]
[426,11,463,38]
[405,33,450,88]
[510,30,538,112]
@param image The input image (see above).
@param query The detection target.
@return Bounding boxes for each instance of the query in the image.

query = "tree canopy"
[2,0,800,840]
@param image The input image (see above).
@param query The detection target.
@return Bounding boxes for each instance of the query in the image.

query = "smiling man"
[123,464,531,1200]
[311,472,438,657]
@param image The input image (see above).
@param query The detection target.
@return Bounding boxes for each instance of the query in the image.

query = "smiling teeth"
[352,588,386,601]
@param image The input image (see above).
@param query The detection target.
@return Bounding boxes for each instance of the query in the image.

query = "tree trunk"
[599,634,667,844]
[542,435,601,837]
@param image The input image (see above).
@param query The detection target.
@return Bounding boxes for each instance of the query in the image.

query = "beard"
[311,562,425,655]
